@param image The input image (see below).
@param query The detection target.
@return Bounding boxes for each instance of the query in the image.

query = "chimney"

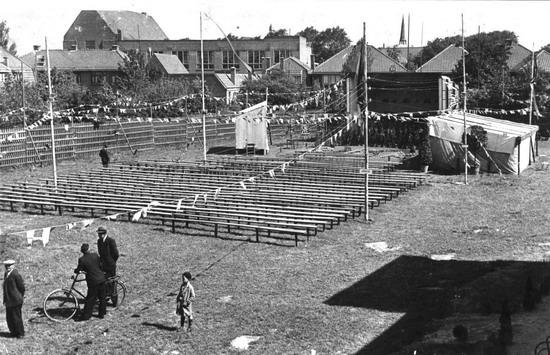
[33,45,41,52]
[310,54,315,70]
[231,67,236,84]
[111,45,119,51]
[141,12,148,17]
[117,29,122,41]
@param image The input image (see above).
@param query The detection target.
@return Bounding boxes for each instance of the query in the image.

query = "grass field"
[1,140,550,354]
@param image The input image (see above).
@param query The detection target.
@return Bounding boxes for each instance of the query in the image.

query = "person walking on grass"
[176,271,195,332]
[99,144,110,168]
[97,226,119,306]
[74,243,106,320]
[3,259,25,338]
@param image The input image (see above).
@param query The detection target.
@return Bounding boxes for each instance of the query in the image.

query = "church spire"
[399,15,406,45]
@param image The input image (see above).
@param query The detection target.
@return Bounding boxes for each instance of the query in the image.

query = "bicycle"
[43,272,127,322]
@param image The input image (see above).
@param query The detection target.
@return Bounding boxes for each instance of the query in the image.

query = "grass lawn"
[1,140,550,354]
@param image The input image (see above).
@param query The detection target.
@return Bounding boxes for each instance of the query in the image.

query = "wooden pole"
[363,22,370,222]
[45,37,58,188]
[462,15,468,184]
[200,12,207,163]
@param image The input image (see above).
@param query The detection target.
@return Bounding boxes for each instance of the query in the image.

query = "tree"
[296,26,319,44]
[0,20,17,55]
[298,26,351,63]
[240,69,304,106]
[115,50,152,101]
[265,28,288,38]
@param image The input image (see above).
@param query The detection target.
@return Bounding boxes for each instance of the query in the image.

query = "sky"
[3,0,550,56]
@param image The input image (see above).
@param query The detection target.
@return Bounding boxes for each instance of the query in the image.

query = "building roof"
[214,73,249,89]
[0,47,34,81]
[416,45,463,73]
[20,49,127,71]
[507,43,532,70]
[94,10,168,40]
[379,46,423,64]
[313,45,407,74]
[150,53,188,74]
[536,50,550,73]
[267,56,311,73]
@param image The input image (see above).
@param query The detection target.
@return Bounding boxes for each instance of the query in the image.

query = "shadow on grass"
[325,255,550,355]
[0,331,13,338]
[142,321,179,332]
[207,147,238,155]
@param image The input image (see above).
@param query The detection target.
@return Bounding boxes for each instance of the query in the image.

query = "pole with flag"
[529,43,536,126]
[360,22,370,222]
[45,37,58,188]
[200,12,207,162]
[461,14,468,184]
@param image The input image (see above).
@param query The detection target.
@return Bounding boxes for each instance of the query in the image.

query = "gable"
[416,45,463,73]
[149,54,188,74]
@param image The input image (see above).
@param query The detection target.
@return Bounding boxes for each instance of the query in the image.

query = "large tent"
[427,112,538,174]
[235,101,269,154]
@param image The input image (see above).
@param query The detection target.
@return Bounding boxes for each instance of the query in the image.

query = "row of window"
[169,49,293,71]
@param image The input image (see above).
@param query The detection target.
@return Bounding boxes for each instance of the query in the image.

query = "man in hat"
[74,243,106,320]
[96,226,119,305]
[3,259,25,338]
[99,144,110,168]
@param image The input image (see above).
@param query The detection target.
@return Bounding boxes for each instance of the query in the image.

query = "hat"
[3,259,15,266]
[97,226,107,234]
[80,243,89,253]
[183,271,193,280]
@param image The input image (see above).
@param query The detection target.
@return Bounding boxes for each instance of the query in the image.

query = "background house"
[266,56,312,85]
[0,47,35,87]
[20,48,127,91]
[63,10,168,50]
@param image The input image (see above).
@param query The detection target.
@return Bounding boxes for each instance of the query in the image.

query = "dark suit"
[3,268,25,337]
[97,236,119,275]
[98,236,119,306]
[75,252,106,320]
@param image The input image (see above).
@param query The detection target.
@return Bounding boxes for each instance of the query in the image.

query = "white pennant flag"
[132,210,142,222]
[269,169,275,178]
[176,199,183,211]
[240,181,246,189]
[192,194,199,207]
[80,219,94,230]
[214,188,221,199]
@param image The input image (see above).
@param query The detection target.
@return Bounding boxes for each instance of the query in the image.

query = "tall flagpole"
[529,43,535,126]
[200,12,207,162]
[462,14,468,184]
[45,37,58,188]
[363,22,370,222]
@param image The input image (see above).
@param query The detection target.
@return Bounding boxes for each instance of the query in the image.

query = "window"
[91,73,107,86]
[85,40,95,50]
[222,51,240,69]
[248,50,265,70]
[153,50,164,54]
[274,50,292,64]
[196,51,214,70]
[75,73,82,84]
[172,51,189,69]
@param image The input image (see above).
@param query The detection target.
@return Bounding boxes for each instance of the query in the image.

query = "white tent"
[235,101,269,154]
[427,112,538,174]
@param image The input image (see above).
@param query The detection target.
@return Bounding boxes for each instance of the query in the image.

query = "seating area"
[0,152,425,246]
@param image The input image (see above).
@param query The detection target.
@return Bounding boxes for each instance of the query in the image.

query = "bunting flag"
[192,194,199,207]
[176,199,183,211]
[132,210,142,222]
[240,181,247,189]
[105,213,120,221]
[268,169,275,178]
[80,219,94,230]
[25,227,52,247]
[214,188,222,200]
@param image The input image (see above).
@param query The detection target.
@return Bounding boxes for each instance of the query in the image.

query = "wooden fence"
[0,116,319,168]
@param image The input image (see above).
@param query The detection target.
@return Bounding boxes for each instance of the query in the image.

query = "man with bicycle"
[96,226,119,306]
[74,243,106,320]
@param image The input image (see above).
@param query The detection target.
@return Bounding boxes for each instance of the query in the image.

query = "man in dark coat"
[3,259,25,338]
[97,226,119,305]
[99,144,110,167]
[74,243,106,320]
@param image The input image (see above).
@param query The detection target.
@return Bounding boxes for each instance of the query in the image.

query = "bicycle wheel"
[43,289,79,321]
[108,280,126,310]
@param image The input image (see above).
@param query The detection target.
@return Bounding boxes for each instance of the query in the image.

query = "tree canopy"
[0,20,17,55]
[297,26,351,63]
